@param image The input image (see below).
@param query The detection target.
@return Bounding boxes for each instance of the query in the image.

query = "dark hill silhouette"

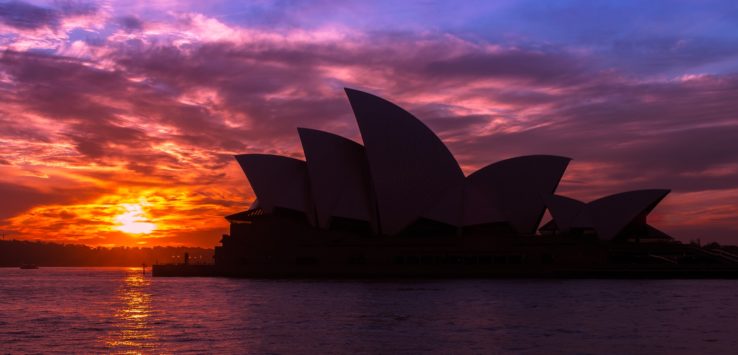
[0,239,213,267]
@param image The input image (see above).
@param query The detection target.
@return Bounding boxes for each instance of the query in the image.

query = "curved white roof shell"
[467,155,570,234]
[235,154,313,217]
[461,183,506,226]
[542,194,586,234]
[574,189,670,240]
[345,88,465,235]
[420,182,465,227]
[298,128,376,231]
[230,89,672,241]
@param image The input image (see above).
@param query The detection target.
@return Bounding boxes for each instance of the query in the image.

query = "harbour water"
[1,267,737,353]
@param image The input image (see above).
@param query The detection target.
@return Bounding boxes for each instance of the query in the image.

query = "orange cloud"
[1,5,737,246]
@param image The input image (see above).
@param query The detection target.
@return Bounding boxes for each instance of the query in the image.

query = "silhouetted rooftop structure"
[202,88,738,278]
[232,88,670,241]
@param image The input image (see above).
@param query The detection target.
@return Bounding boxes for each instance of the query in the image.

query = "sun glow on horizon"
[115,204,156,235]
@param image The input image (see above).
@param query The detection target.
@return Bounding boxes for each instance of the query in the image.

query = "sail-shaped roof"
[542,194,586,234]
[421,182,465,228]
[461,183,506,226]
[467,155,570,234]
[234,154,312,216]
[345,88,465,235]
[574,189,670,240]
[230,89,672,242]
[298,128,376,230]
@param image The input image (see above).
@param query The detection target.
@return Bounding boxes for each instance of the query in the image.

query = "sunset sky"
[1,0,737,247]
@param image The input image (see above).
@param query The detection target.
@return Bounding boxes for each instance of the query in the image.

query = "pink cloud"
[0,8,736,245]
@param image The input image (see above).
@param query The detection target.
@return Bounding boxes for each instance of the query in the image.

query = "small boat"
[19,264,39,269]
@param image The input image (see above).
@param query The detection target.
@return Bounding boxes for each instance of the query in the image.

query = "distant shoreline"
[0,239,213,267]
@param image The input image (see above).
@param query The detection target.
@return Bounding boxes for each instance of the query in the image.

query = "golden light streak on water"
[104,268,158,351]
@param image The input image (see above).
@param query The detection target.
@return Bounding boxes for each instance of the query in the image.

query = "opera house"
[209,88,738,277]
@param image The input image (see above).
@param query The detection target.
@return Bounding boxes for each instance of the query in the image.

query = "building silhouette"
[208,88,738,277]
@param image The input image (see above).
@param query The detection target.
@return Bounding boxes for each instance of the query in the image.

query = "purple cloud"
[0,3,737,246]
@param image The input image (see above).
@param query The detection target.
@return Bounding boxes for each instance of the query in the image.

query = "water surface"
[1,267,737,353]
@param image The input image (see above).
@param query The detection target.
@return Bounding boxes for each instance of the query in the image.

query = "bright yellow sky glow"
[115,204,156,235]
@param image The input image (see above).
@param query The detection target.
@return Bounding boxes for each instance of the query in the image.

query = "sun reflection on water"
[104,267,158,352]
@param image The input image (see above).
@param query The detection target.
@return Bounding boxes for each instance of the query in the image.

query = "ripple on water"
[2,268,738,353]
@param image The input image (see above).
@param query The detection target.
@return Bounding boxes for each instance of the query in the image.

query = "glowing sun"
[115,203,156,234]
